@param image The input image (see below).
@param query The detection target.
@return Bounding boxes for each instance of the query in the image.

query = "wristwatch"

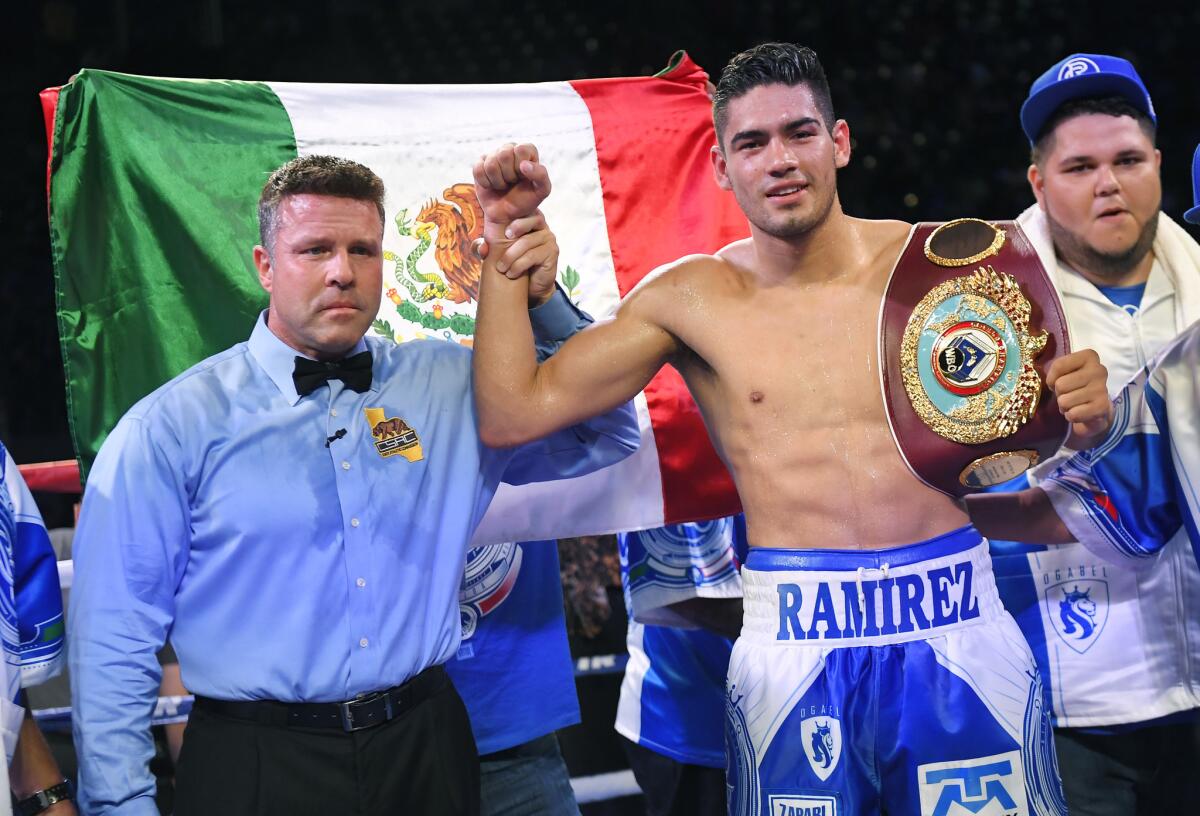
[14,780,74,815]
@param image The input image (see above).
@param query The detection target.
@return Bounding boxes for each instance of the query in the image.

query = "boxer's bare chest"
[682,272,885,436]
[664,246,966,549]
[675,256,895,465]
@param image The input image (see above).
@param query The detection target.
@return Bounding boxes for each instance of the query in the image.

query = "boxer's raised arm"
[471,142,679,447]
[474,259,678,447]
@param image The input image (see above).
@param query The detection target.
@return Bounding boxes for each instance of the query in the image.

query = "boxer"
[470,43,1111,815]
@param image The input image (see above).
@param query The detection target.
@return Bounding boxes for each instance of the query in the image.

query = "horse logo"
[800,716,843,781]
[812,722,835,768]
[1059,586,1097,639]
[1045,578,1108,654]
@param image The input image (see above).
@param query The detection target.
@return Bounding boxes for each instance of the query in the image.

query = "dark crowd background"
[5,0,1200,527]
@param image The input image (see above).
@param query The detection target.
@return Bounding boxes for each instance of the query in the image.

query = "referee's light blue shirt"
[70,294,639,814]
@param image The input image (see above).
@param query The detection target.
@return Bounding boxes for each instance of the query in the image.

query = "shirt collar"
[1142,258,1176,312]
[247,311,371,406]
[1056,256,1173,312]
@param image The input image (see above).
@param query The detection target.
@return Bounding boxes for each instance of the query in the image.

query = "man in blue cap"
[988,52,1200,815]
[968,140,1200,782]
[1014,144,1199,557]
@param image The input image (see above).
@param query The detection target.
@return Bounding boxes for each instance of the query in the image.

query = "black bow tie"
[292,351,373,397]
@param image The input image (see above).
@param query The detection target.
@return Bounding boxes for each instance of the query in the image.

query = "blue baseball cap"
[1020,53,1156,144]
[1185,144,1200,224]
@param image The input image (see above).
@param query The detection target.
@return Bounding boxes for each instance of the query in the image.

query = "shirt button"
[356,577,366,588]
[331,408,339,417]
[350,518,360,528]
[359,638,369,648]
[342,461,351,471]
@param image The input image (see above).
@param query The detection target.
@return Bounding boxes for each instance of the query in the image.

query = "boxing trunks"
[725,526,1067,816]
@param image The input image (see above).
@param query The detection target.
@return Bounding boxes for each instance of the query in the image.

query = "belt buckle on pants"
[338,690,393,732]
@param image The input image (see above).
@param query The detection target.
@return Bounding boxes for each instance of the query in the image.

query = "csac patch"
[363,407,423,462]
[767,794,838,816]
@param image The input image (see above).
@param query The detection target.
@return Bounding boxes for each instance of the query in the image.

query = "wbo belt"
[193,664,446,732]
[879,218,1071,496]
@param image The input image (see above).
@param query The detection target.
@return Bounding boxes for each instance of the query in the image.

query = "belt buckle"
[339,690,392,732]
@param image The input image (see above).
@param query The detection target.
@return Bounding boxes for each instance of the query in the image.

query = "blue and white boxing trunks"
[726,526,1066,816]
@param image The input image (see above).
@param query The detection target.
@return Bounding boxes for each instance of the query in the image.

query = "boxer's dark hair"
[1031,96,1157,166]
[713,43,836,146]
[258,155,386,256]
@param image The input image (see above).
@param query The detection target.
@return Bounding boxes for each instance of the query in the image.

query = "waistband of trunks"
[740,527,1002,646]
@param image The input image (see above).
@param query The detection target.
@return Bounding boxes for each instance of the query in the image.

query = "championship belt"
[880,218,1070,496]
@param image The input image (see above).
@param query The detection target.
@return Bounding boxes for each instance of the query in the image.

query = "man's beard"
[1046,209,1159,283]
[736,185,836,241]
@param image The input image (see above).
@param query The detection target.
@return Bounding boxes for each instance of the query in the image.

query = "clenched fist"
[1046,349,1113,449]
[472,143,552,244]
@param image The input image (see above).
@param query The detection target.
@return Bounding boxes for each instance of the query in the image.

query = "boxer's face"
[253,194,384,361]
[712,83,850,240]
[1029,114,1161,280]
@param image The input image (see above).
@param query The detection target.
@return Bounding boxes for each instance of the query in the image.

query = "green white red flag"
[40,54,749,543]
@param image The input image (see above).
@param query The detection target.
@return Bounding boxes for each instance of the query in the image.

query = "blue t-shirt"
[445,540,579,755]
[616,517,748,767]
[1098,282,1147,314]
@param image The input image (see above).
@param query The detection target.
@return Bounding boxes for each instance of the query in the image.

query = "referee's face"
[254,194,385,361]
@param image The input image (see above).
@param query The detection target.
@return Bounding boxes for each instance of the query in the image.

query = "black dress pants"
[175,673,480,816]
[1055,720,1200,815]
[622,736,726,816]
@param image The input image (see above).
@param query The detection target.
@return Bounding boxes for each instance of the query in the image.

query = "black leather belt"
[193,664,446,733]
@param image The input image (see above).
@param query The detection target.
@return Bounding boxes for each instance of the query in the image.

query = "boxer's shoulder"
[842,218,914,287]
[854,217,914,256]
[622,249,744,310]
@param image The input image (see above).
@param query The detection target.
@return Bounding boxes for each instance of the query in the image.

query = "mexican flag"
[40,53,749,544]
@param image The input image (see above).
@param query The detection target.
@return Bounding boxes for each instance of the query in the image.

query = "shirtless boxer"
[471,43,1111,815]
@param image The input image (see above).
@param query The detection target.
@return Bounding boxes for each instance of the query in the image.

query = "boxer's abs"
[731,418,968,551]
[677,224,963,551]
[685,349,968,552]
